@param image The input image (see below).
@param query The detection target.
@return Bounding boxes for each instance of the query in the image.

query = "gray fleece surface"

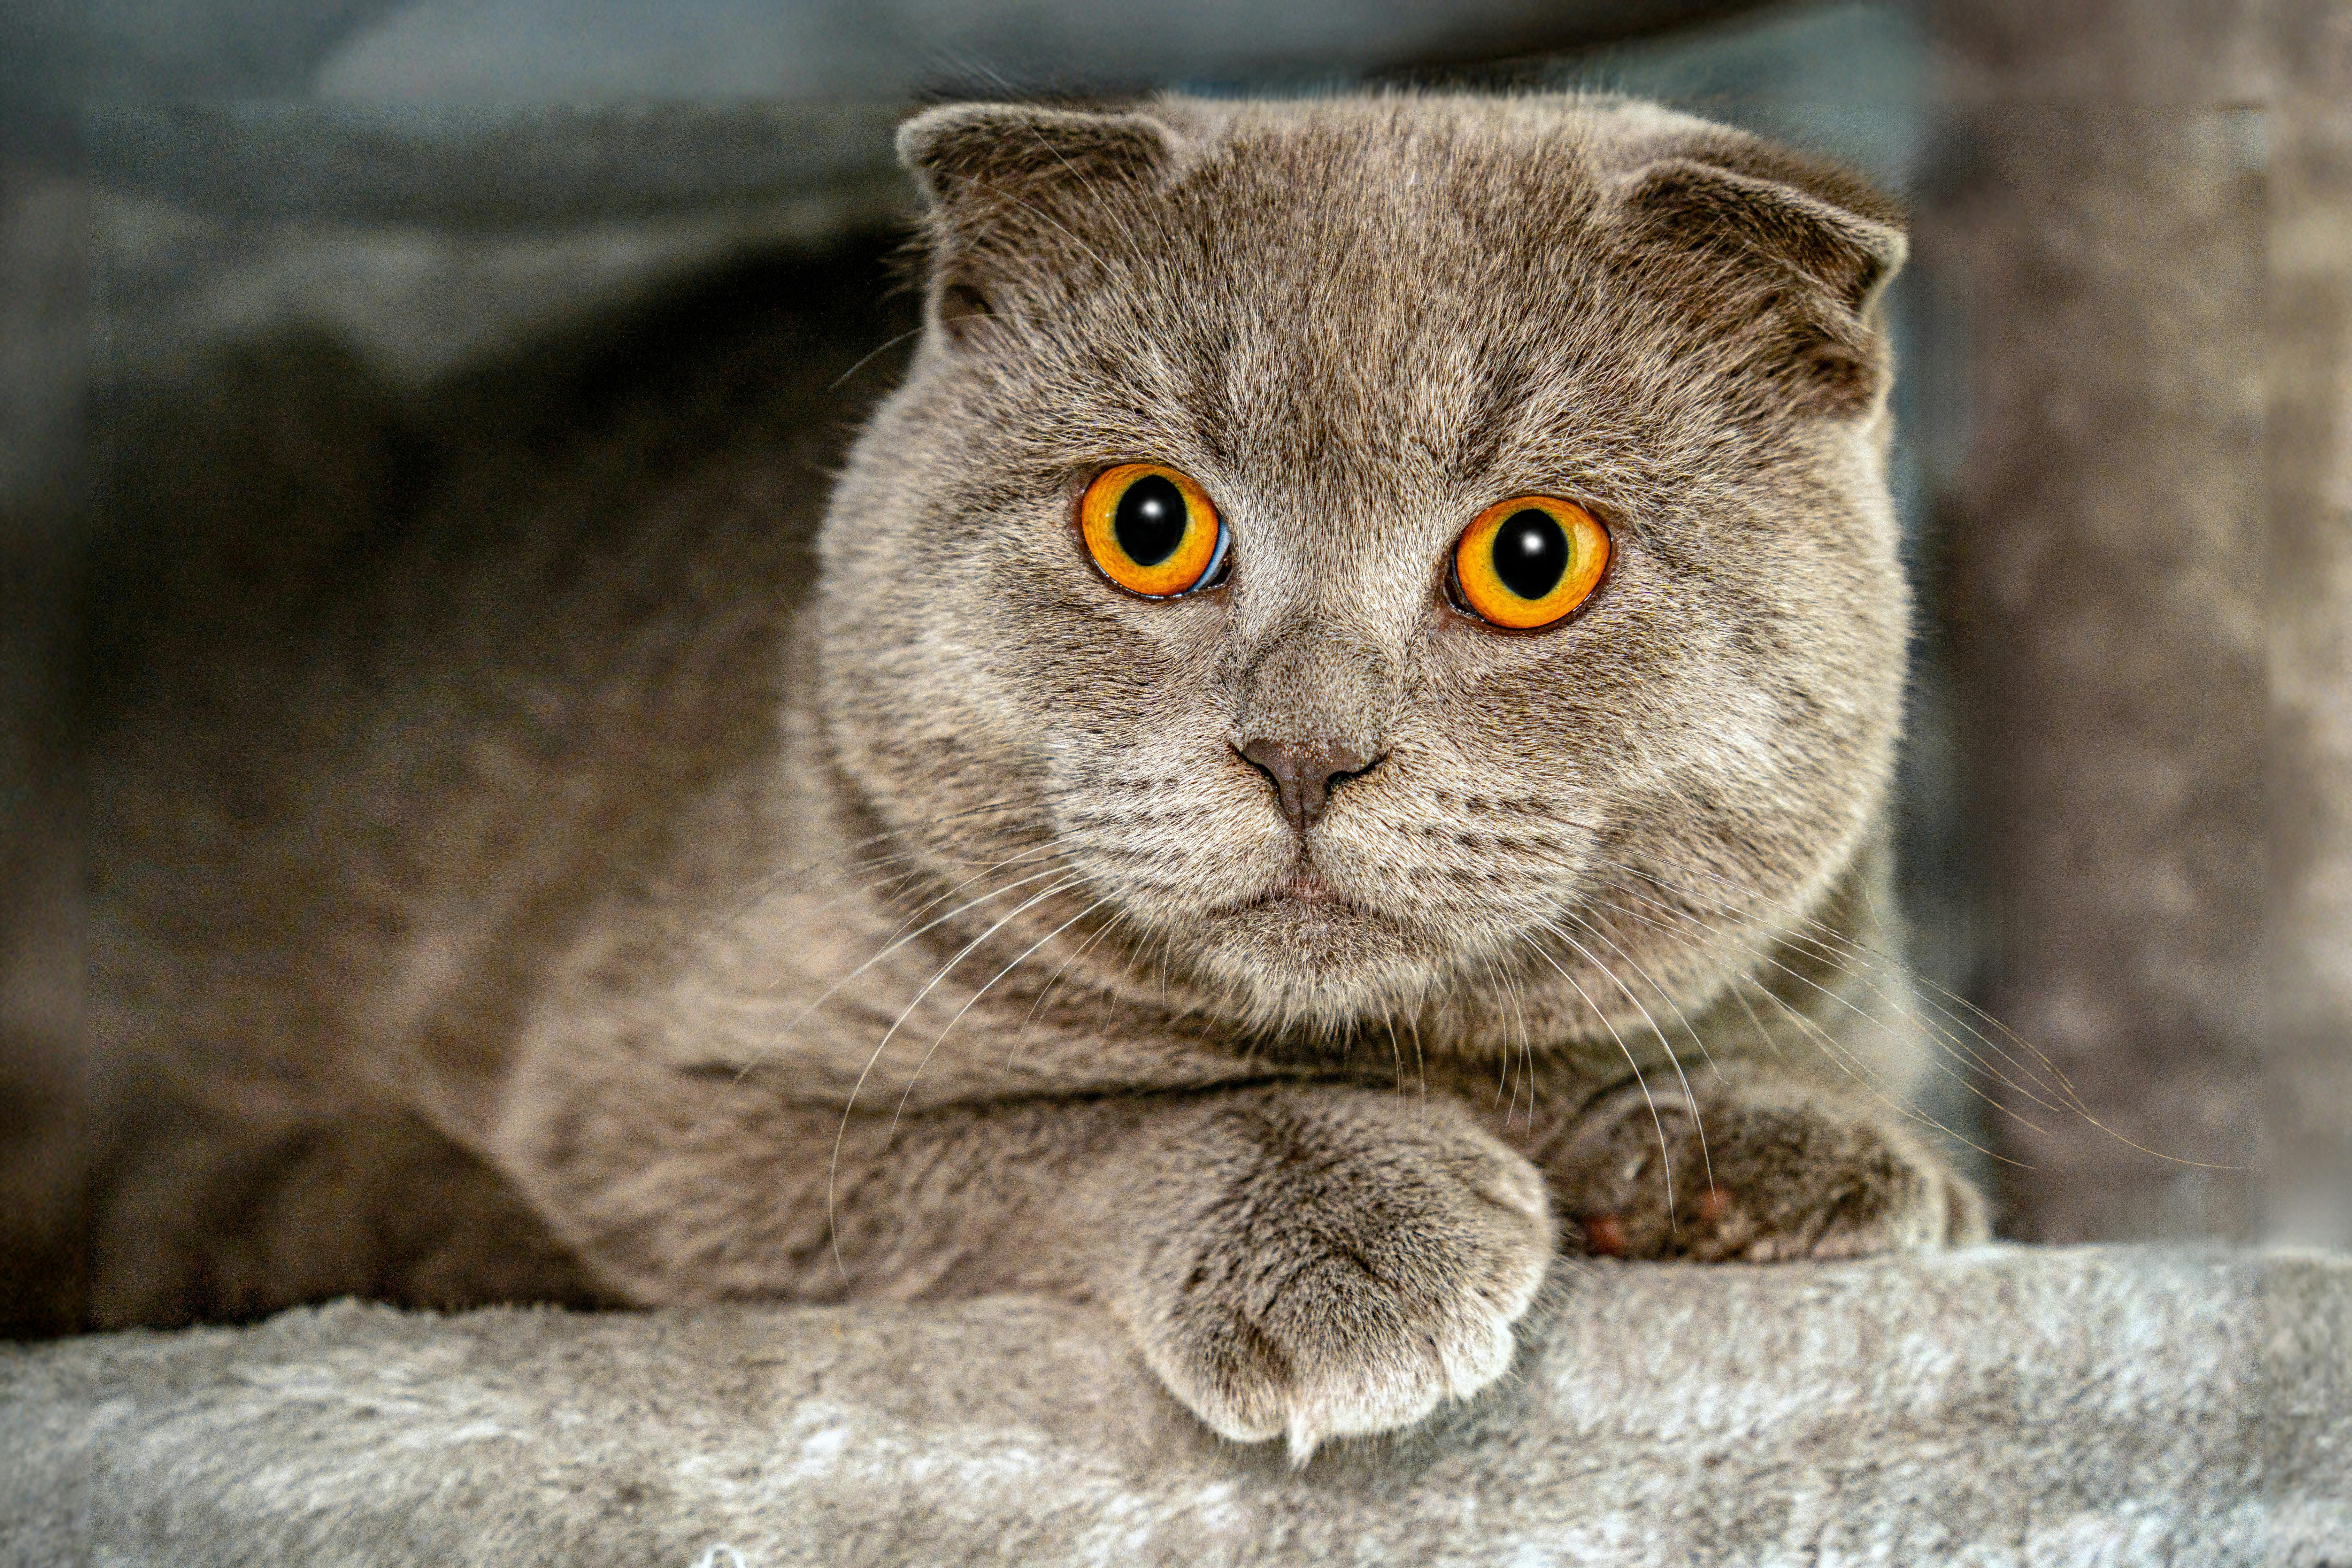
[3,1245,2347,1567]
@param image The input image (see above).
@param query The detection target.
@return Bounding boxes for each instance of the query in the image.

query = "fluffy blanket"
[3,1245,2345,1567]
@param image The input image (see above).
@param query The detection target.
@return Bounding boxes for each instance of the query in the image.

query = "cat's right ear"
[897,103,1180,348]
[1604,136,1907,417]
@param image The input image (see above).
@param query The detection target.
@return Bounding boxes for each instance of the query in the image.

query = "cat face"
[818,94,1910,1049]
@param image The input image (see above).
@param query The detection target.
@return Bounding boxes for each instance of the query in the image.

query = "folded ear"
[896,103,1181,347]
[1610,144,1907,416]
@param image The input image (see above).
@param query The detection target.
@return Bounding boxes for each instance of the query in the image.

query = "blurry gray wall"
[1927,0,2352,1244]
[3,0,1746,223]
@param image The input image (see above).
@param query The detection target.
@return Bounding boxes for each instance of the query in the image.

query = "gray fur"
[4,1247,2345,1566]
[7,93,1983,1455]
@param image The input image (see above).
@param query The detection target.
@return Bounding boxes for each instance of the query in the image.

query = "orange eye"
[1452,496,1610,630]
[1080,463,1226,598]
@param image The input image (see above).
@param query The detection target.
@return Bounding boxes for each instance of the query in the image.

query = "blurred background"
[3,0,2347,1250]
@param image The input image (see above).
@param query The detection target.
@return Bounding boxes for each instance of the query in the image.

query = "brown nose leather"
[1238,739,1378,831]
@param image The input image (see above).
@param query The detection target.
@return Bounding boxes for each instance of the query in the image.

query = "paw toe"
[1553,1082,1987,1263]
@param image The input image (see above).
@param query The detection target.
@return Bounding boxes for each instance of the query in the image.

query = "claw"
[1285,1423,1323,1469]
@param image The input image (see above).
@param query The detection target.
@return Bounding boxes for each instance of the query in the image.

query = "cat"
[3,91,1984,1459]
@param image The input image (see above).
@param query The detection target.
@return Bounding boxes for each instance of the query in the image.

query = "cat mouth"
[1272,868,1344,903]
[1185,852,1426,1002]
[1222,862,1368,916]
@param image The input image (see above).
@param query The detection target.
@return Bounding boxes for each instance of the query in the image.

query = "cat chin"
[1185,892,1441,1025]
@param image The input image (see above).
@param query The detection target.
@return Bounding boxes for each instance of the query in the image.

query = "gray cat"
[6,92,1984,1459]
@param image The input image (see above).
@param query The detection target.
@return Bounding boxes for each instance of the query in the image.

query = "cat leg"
[1534,1070,1988,1262]
[496,1068,1552,1460]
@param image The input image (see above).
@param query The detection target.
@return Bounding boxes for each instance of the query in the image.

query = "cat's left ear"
[1609,146,1907,416]
[897,103,1182,348]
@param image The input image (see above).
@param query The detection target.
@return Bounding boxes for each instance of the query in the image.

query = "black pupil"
[1491,508,1569,600]
[1113,475,1189,567]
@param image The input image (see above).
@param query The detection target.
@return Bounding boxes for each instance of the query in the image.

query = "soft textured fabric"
[2,1244,2346,1566]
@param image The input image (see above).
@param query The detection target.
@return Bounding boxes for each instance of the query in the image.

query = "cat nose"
[1236,739,1380,831]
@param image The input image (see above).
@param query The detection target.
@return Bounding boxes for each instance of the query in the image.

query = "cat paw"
[1546,1077,1987,1263]
[1115,1090,1553,1463]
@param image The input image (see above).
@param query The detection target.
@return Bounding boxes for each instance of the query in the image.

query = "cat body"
[9,92,1981,1456]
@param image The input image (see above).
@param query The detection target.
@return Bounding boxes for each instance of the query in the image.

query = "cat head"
[816,93,1909,1052]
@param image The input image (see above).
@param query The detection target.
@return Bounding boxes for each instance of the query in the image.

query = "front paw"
[1111,1090,1553,1462]
[1545,1076,1988,1262]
